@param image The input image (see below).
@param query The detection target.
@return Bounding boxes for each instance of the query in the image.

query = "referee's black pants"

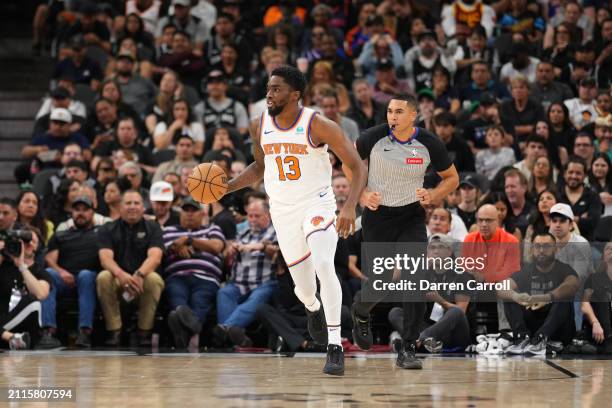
[355,202,427,343]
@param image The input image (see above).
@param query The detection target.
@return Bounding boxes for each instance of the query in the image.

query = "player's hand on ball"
[360,190,381,210]
[416,188,433,206]
[336,206,356,239]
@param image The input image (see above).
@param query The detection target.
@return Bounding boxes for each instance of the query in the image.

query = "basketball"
[187,163,228,204]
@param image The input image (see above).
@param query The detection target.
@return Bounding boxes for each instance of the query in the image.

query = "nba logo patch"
[311,216,324,226]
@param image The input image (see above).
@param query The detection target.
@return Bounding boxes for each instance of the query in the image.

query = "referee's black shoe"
[396,342,422,369]
[323,344,345,376]
[306,306,328,345]
[351,303,372,350]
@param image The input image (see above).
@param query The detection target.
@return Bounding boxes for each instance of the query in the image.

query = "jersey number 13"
[275,155,301,181]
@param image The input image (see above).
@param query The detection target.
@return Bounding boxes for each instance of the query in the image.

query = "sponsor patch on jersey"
[311,216,324,226]
[297,126,305,133]
[406,157,424,165]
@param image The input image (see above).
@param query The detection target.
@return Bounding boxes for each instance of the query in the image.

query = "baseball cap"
[50,108,72,123]
[550,203,574,220]
[417,31,437,43]
[173,0,192,7]
[429,233,455,248]
[207,69,225,82]
[417,88,435,101]
[72,196,93,209]
[479,92,496,106]
[376,58,393,71]
[116,51,135,62]
[181,196,203,210]
[580,78,596,88]
[150,181,174,202]
[50,86,70,100]
[459,174,480,190]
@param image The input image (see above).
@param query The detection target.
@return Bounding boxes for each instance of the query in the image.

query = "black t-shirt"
[211,209,237,241]
[460,118,493,150]
[426,269,472,303]
[511,260,578,297]
[0,259,51,315]
[144,209,181,228]
[445,135,475,172]
[584,270,612,303]
[456,207,477,231]
[97,218,164,273]
[53,56,103,86]
[47,225,101,274]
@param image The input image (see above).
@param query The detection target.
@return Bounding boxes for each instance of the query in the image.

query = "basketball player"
[224,66,367,376]
[344,95,459,369]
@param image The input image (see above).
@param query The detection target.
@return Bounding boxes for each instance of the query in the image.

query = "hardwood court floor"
[1,350,611,407]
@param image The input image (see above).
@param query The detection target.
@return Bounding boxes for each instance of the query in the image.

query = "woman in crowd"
[153,99,204,157]
[524,189,558,246]
[529,155,557,197]
[480,191,522,241]
[431,65,460,114]
[475,125,516,180]
[589,153,612,216]
[102,180,122,220]
[303,61,350,112]
[548,101,577,154]
[105,36,153,79]
[115,13,156,62]
[45,179,82,227]
[15,190,53,245]
[99,78,142,135]
[145,70,183,136]
[535,119,567,169]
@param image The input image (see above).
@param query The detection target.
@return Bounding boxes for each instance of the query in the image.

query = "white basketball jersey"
[261,107,333,206]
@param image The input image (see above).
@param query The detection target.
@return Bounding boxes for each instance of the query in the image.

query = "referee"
[344,94,459,369]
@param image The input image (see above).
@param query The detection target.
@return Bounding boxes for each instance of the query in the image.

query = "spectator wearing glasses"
[573,133,596,169]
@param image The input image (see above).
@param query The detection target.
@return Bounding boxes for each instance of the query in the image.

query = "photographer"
[0,229,51,350]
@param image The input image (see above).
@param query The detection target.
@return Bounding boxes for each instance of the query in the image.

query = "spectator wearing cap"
[158,31,207,90]
[500,76,546,147]
[146,181,180,228]
[476,125,517,180]
[194,70,249,135]
[356,32,404,85]
[388,233,472,354]
[564,78,599,130]
[458,62,510,107]
[203,12,250,72]
[347,78,386,131]
[155,0,210,55]
[53,35,103,91]
[60,2,111,54]
[548,202,594,329]
[558,156,603,241]
[162,197,226,349]
[212,200,278,348]
[37,196,100,349]
[55,184,111,232]
[92,116,155,176]
[432,112,475,173]
[112,52,156,117]
[96,190,165,347]
[532,61,575,111]
[456,174,482,231]
[34,86,87,135]
[153,99,205,156]
[321,89,360,142]
[404,30,456,93]
[371,58,411,106]
[19,109,91,182]
[460,93,504,152]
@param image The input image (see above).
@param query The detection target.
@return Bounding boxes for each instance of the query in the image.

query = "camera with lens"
[0,230,32,258]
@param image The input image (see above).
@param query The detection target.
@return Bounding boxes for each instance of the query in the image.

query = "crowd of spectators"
[1,0,612,354]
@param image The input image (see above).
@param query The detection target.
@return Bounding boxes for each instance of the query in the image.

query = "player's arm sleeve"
[355,127,382,160]
[422,133,453,172]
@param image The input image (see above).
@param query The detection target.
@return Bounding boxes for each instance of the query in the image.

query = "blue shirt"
[32,132,90,151]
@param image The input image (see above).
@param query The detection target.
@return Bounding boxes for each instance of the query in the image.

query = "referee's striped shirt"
[162,224,226,286]
[355,125,452,207]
